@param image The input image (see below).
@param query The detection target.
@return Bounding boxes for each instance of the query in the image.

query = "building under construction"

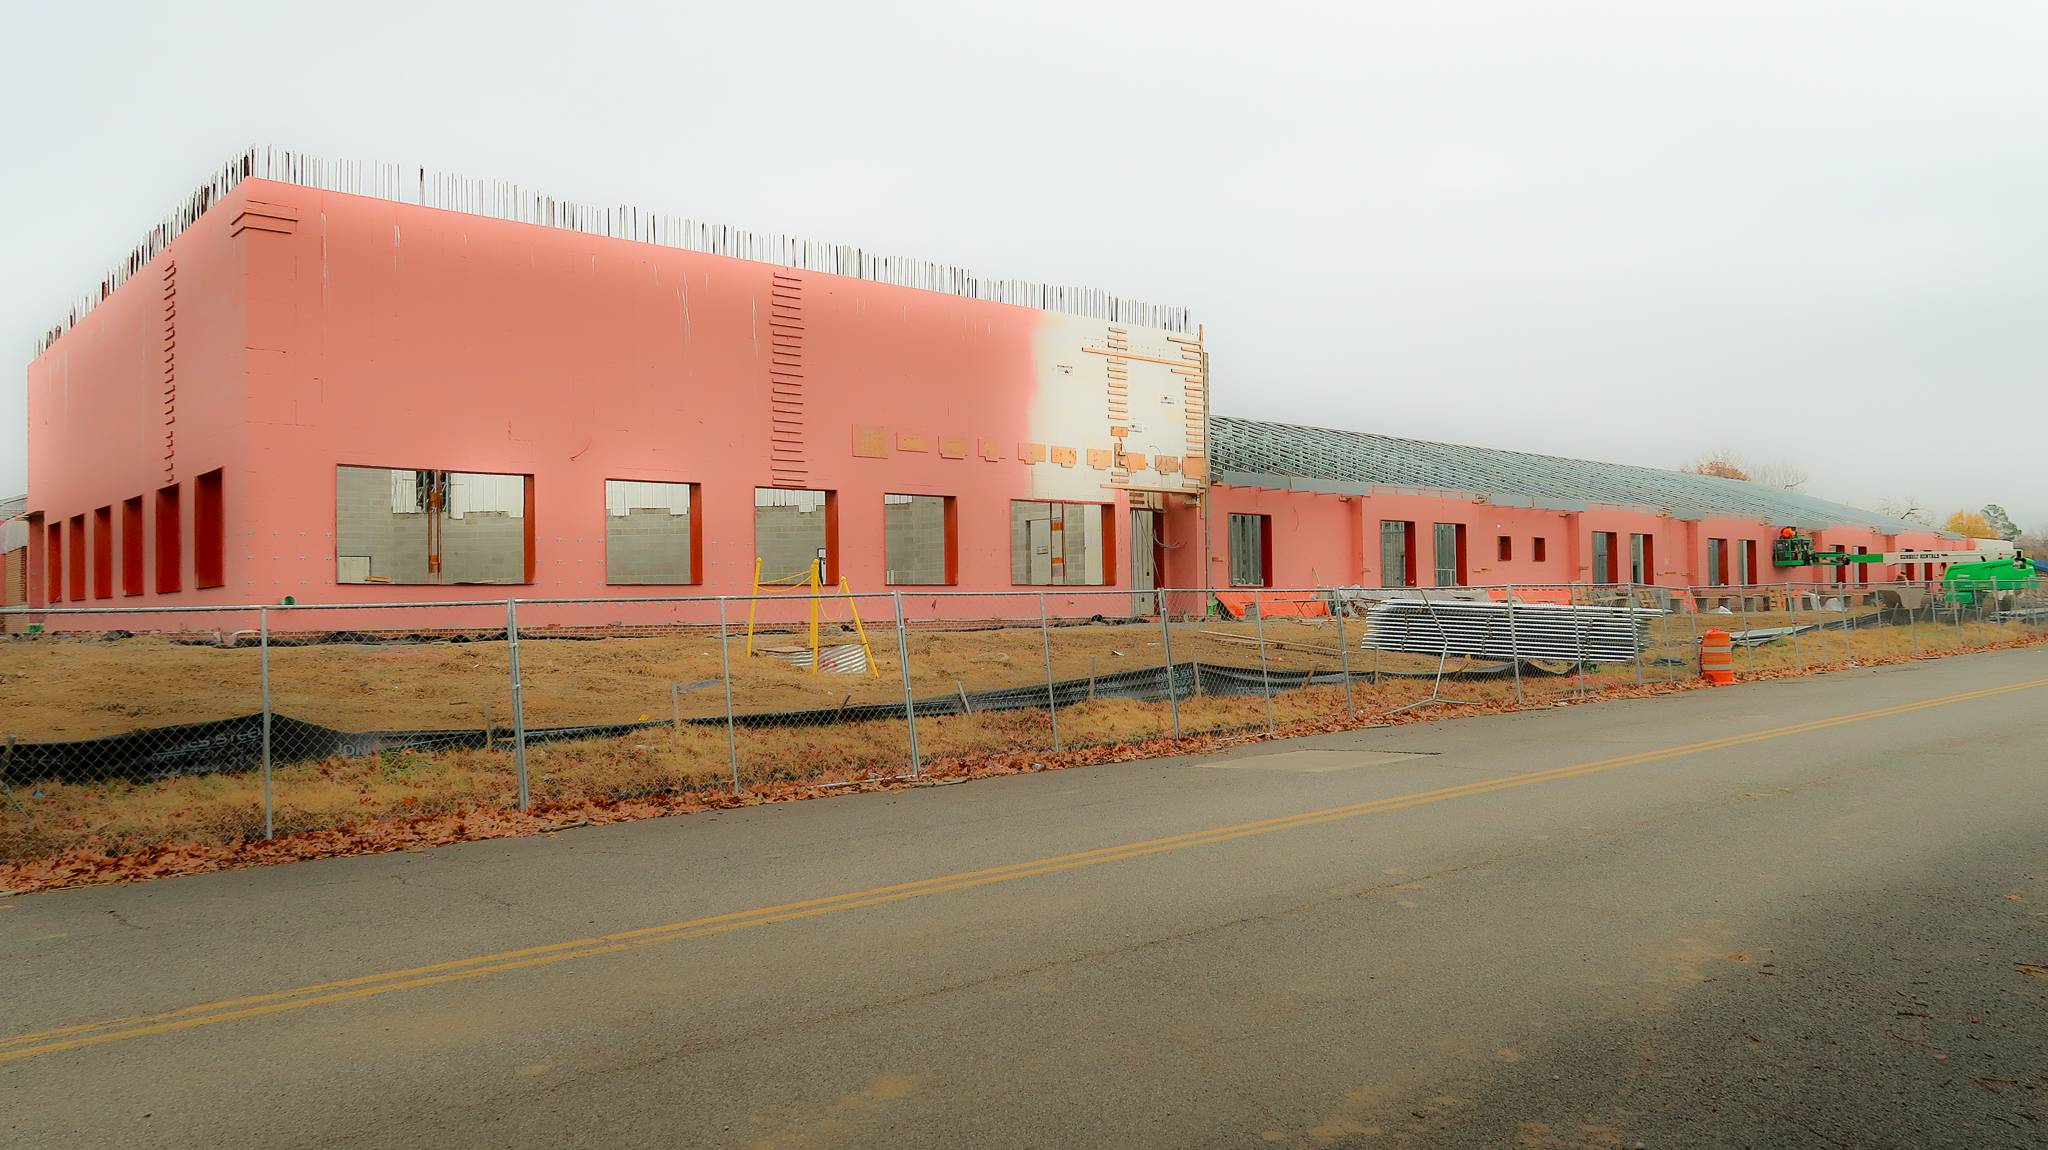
[11,147,1966,616]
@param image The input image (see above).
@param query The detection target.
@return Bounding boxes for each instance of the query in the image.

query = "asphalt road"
[5,648,2048,1149]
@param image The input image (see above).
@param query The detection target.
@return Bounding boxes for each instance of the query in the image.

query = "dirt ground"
[0,617,1467,740]
[2,608,2042,865]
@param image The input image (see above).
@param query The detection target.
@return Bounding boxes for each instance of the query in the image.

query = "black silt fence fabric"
[3,715,350,787]
[2,717,677,787]
[4,658,1559,786]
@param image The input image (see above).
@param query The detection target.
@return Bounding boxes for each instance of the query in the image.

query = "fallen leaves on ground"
[3,631,2043,897]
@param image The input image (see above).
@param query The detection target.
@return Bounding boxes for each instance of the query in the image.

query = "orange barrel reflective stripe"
[1699,627,1734,685]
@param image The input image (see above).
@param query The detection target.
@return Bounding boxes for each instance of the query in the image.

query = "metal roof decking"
[1210,415,1944,536]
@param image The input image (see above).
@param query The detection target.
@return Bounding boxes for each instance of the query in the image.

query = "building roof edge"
[35,145,1195,356]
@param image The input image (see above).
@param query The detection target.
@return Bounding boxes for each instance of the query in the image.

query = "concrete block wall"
[335,466,524,585]
[607,509,692,584]
[336,466,430,583]
[755,504,827,584]
[1008,500,1098,586]
[884,496,947,585]
[1009,500,1037,584]
[441,512,524,584]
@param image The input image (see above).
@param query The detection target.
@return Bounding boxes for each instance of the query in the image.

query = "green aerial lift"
[1770,531,2039,608]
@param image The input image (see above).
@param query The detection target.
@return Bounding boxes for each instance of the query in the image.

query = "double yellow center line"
[6,674,2043,1064]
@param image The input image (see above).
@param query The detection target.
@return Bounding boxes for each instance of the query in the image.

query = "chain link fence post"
[1158,591,1183,737]
[1735,584,1757,674]
[1785,582,1803,671]
[1907,580,1920,655]
[1368,596,1382,708]
[1628,583,1646,686]
[1575,585,1590,701]
[1252,587,1276,732]
[1686,585,1701,679]
[260,604,274,841]
[1038,592,1061,752]
[719,596,740,793]
[894,591,921,775]
[1333,589,1358,718]
[1841,582,1855,663]
[1816,583,1833,663]
[1504,584,1524,704]
[1955,580,1966,650]
[507,597,530,812]
[1658,586,1676,683]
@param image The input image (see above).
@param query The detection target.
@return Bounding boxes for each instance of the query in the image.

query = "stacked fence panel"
[1362,599,1660,663]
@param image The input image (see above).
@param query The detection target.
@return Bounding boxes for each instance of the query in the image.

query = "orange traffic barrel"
[1699,628,1734,685]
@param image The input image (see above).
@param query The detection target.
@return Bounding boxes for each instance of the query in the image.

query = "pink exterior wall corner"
[27,179,1159,615]
[26,198,250,609]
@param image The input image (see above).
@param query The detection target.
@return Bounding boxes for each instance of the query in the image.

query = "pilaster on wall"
[1564,512,1583,584]
[1348,495,1366,585]
[25,513,44,610]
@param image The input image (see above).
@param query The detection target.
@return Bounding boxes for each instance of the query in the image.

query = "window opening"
[122,497,144,596]
[755,488,837,587]
[1380,520,1413,588]
[1497,535,1512,563]
[46,523,62,605]
[1012,500,1109,586]
[1591,531,1617,585]
[1532,536,1547,563]
[606,480,697,584]
[67,515,86,601]
[1433,523,1466,586]
[194,469,225,588]
[1629,533,1653,584]
[155,485,182,593]
[1228,513,1270,587]
[1129,508,1160,592]
[92,506,113,599]
[1707,538,1728,587]
[885,494,955,586]
[336,466,530,585]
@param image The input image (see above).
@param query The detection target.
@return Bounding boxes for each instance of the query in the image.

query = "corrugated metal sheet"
[1211,415,1943,536]
[1362,599,1657,662]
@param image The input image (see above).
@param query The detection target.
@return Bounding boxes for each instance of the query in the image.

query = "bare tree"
[1876,495,1934,526]
[1751,461,1810,491]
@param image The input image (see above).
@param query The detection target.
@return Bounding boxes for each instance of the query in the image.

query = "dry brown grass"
[1,618,1407,739]
[4,610,2043,868]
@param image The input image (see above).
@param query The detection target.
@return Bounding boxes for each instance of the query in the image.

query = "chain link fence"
[4,577,2044,864]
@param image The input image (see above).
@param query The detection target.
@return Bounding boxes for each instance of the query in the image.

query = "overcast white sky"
[4,2,2045,529]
